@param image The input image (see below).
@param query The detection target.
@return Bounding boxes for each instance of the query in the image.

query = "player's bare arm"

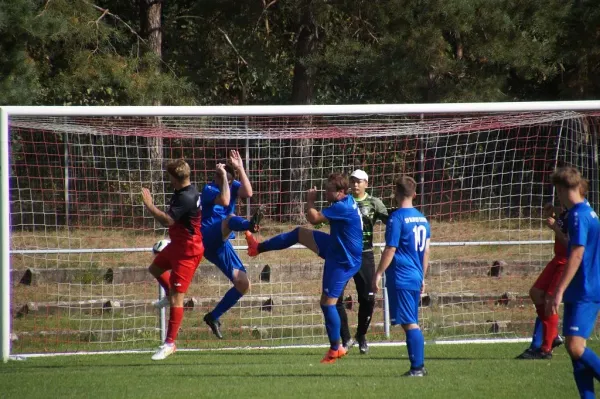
[548,245,585,316]
[229,149,253,199]
[306,186,328,225]
[373,245,396,294]
[141,187,175,227]
[421,240,431,293]
[214,163,231,206]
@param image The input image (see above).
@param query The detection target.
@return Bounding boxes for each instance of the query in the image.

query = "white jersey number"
[413,225,427,252]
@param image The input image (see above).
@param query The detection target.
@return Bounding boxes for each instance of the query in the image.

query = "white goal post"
[2,101,600,362]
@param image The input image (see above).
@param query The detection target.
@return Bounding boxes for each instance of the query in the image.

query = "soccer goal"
[2,102,599,361]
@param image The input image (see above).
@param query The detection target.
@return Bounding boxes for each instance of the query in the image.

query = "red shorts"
[533,256,567,296]
[153,243,203,293]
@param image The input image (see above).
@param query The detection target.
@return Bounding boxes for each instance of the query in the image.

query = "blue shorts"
[202,222,246,282]
[388,287,420,325]
[314,231,359,298]
[563,301,600,339]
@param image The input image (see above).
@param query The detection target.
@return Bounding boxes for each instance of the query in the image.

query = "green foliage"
[0,0,193,105]
[1,0,599,105]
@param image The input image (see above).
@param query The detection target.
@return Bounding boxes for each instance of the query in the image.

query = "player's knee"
[528,287,543,304]
[234,273,250,294]
[170,292,185,307]
[565,337,585,359]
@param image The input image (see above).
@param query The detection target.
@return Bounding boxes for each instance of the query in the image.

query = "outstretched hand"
[141,188,153,208]
[228,150,244,171]
[306,187,318,203]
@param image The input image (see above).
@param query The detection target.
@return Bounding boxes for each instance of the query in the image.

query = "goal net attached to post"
[1,103,599,360]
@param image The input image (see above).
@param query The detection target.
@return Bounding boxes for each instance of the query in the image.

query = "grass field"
[1,342,595,398]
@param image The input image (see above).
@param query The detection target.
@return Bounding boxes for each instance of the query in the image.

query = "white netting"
[6,110,600,353]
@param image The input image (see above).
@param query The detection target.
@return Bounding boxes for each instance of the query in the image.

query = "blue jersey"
[385,208,430,291]
[321,195,363,270]
[201,180,241,228]
[564,201,600,303]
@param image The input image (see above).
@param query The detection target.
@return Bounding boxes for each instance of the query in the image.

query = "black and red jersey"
[554,209,568,258]
[166,185,203,256]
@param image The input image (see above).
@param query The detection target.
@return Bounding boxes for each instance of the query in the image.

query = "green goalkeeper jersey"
[355,193,388,251]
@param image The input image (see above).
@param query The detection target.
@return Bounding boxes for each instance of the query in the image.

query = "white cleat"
[153,296,170,310]
[151,343,176,360]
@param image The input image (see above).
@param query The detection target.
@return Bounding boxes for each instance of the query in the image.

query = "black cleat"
[356,335,369,355]
[516,348,552,360]
[552,335,564,349]
[403,367,428,377]
[249,205,266,234]
[203,313,223,339]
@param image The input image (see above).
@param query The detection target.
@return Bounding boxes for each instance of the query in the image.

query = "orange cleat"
[245,231,260,257]
[320,346,347,364]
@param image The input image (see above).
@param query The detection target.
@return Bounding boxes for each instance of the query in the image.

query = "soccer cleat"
[245,231,260,257]
[516,348,552,360]
[203,313,223,339]
[402,367,428,377]
[552,335,564,349]
[356,335,369,355]
[320,346,347,364]
[151,343,176,360]
[248,205,266,233]
[343,338,356,351]
[152,296,170,310]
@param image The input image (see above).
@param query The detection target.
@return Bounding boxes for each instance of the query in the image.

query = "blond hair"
[166,159,191,182]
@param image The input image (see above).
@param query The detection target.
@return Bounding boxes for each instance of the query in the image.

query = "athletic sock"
[530,316,543,350]
[211,287,244,320]
[259,227,300,253]
[227,216,251,232]
[321,304,341,350]
[156,271,171,296]
[406,328,425,369]
[573,359,596,399]
[165,306,184,344]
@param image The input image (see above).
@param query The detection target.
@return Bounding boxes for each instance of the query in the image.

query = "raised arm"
[213,163,231,206]
[306,187,328,225]
[229,150,253,199]
[142,188,175,227]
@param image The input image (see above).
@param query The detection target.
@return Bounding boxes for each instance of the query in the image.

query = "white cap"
[351,169,369,181]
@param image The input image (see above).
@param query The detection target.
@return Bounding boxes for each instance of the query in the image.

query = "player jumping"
[201,150,264,339]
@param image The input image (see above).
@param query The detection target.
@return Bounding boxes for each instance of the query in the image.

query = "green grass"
[1,342,595,398]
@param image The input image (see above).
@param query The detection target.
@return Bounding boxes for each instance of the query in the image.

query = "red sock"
[166,307,184,344]
[535,304,558,353]
[156,271,171,296]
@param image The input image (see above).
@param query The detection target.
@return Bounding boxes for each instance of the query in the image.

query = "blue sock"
[573,359,596,399]
[260,228,300,253]
[530,317,543,350]
[227,216,251,232]
[406,328,425,369]
[580,348,600,381]
[321,304,341,350]
[211,287,244,320]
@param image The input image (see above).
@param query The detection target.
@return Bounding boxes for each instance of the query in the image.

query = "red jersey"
[166,185,203,256]
[553,209,568,258]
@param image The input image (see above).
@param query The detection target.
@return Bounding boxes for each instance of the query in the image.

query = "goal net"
[2,105,599,357]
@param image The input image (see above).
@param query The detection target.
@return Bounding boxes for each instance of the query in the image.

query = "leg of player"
[401,322,426,377]
[354,252,376,354]
[152,256,201,360]
[320,292,347,364]
[564,303,600,398]
[246,226,321,257]
[224,205,265,236]
[149,263,171,310]
[204,240,250,339]
[335,285,353,350]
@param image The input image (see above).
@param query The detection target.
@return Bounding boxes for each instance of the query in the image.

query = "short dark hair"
[166,159,191,182]
[551,166,582,189]
[580,178,589,196]
[395,176,417,198]
[327,173,349,192]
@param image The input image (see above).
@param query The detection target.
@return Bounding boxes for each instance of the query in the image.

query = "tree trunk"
[281,0,318,223]
[140,0,165,228]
